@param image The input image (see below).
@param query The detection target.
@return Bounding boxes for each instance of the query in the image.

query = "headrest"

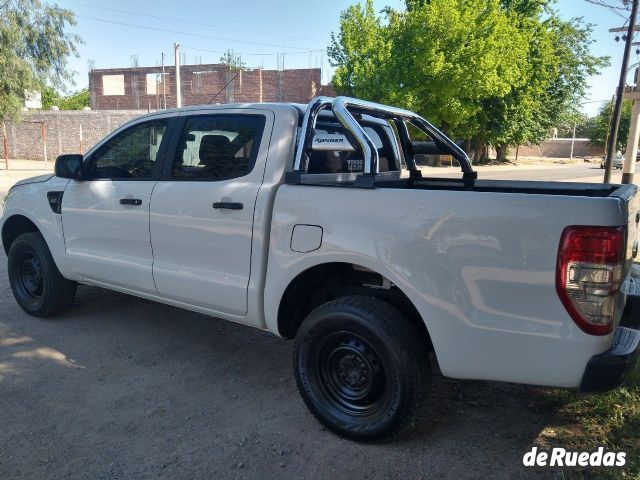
[199,135,232,165]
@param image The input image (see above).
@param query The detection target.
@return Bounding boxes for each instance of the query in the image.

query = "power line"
[64,0,325,45]
[180,44,324,57]
[585,0,631,17]
[75,15,312,51]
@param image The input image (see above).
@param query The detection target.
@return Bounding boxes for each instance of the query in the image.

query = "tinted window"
[88,120,167,179]
[172,115,265,180]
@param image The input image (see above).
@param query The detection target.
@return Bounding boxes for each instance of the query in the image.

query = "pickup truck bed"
[268,180,637,388]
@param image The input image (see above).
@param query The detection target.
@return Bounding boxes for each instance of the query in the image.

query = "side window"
[87,120,167,179]
[172,115,265,180]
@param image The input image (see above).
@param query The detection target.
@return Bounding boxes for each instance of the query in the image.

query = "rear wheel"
[8,232,76,317]
[293,295,429,440]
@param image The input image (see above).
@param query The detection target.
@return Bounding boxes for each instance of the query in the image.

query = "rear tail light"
[556,226,626,335]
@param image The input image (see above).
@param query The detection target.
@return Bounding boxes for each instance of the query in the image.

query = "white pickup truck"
[2,96,640,440]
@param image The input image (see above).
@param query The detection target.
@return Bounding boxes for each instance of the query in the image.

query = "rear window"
[307,122,400,174]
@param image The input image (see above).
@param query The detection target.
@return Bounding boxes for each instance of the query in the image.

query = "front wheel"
[293,295,430,440]
[8,232,77,317]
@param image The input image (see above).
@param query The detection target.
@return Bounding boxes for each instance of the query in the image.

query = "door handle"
[120,198,142,206]
[212,201,243,210]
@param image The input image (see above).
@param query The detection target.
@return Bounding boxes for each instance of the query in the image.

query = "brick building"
[89,63,336,110]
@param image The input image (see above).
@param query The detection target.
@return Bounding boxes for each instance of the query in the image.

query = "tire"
[7,232,76,317]
[293,295,430,440]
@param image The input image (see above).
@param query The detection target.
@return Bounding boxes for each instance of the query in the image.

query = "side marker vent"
[47,191,64,214]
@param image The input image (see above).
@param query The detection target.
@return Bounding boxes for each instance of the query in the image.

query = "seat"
[198,135,240,178]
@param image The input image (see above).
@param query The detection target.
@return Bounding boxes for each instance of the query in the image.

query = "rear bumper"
[580,327,640,392]
[620,276,639,328]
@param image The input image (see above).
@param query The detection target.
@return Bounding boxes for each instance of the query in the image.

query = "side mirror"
[55,154,84,179]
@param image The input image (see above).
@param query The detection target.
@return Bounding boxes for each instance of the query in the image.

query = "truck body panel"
[266,184,631,387]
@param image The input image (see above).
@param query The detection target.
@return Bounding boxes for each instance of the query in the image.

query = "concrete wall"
[3,110,146,161]
[6,112,601,163]
[510,139,603,158]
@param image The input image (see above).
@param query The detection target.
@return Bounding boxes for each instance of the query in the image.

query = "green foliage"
[588,99,632,151]
[481,9,608,158]
[393,0,529,139]
[0,0,80,120]
[541,362,640,479]
[43,87,89,110]
[556,112,590,138]
[327,0,392,102]
[219,49,246,70]
[330,0,527,139]
[328,0,608,161]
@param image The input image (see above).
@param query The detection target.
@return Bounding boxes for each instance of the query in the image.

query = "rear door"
[149,110,273,316]
[62,118,171,293]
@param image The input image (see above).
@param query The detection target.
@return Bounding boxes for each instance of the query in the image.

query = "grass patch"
[541,362,640,479]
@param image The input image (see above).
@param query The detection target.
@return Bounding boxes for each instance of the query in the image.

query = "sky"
[54,0,632,117]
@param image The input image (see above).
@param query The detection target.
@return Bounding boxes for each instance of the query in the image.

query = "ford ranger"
[2,96,640,440]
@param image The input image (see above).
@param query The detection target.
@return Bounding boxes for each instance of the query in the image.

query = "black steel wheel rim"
[313,332,387,417]
[16,252,44,300]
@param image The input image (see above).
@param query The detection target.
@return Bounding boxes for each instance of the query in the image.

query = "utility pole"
[174,43,182,109]
[603,94,616,155]
[623,96,640,184]
[569,120,576,161]
[161,52,167,110]
[2,122,9,170]
[605,0,639,183]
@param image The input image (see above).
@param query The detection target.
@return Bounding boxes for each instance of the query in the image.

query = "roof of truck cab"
[138,102,306,119]
[116,100,389,132]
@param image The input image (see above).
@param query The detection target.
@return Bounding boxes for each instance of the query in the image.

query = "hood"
[10,173,54,189]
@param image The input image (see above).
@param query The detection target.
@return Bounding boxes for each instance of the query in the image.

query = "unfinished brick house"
[88,63,337,110]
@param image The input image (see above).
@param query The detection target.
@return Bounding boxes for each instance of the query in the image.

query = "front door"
[62,118,170,293]
[149,111,272,316]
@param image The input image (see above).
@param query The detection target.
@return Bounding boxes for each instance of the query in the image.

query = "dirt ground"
[0,249,573,480]
[0,159,628,479]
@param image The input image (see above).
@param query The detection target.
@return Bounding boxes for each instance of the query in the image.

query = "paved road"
[424,161,632,184]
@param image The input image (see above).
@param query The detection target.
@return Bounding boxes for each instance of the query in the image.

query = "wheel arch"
[276,261,433,350]
[2,214,41,255]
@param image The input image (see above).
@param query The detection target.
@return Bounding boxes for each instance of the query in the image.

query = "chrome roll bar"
[292,96,333,173]
[291,96,475,184]
[332,97,380,175]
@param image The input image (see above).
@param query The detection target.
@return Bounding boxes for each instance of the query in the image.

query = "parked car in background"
[601,152,624,169]
[2,96,639,440]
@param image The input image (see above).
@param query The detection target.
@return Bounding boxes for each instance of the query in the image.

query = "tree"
[329,0,528,144]
[327,0,392,102]
[42,87,89,110]
[328,0,608,162]
[556,112,590,138]
[0,0,80,120]
[588,99,632,151]
[220,49,246,70]
[483,3,608,161]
